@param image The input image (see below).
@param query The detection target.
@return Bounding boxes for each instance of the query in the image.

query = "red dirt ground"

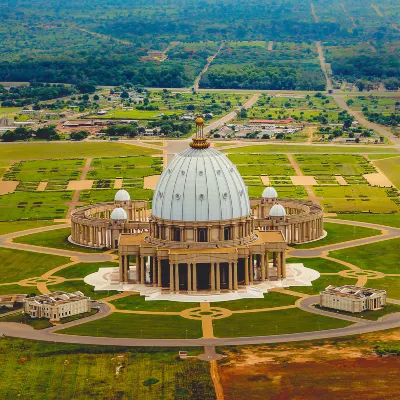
[219,357,400,400]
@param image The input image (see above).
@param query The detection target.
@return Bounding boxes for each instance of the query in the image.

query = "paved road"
[316,41,333,91]
[333,94,400,146]
[0,224,113,262]
[289,218,400,258]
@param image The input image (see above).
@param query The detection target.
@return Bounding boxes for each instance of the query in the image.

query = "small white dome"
[114,189,130,202]
[269,204,286,217]
[110,207,128,220]
[262,186,278,199]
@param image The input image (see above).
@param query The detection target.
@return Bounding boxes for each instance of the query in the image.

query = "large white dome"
[110,207,128,220]
[262,186,278,199]
[152,147,251,221]
[269,204,286,217]
[114,189,130,201]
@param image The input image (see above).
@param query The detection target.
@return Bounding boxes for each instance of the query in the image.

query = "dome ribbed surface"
[269,204,286,217]
[152,147,250,221]
[114,189,130,201]
[110,207,128,220]
[262,186,278,198]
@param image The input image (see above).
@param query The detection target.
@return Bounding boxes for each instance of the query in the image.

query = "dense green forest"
[0,0,399,88]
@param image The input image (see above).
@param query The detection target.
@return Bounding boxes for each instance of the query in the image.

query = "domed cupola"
[114,189,130,202]
[262,186,278,202]
[110,207,128,220]
[151,117,250,222]
[269,204,286,218]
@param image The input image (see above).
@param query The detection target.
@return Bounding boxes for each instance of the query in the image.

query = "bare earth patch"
[143,175,161,190]
[67,180,94,190]
[0,181,19,194]
[363,173,394,188]
[261,176,270,186]
[36,182,48,191]
[335,175,348,185]
[290,176,318,185]
[114,179,123,189]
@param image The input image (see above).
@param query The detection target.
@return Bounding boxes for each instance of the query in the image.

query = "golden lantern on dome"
[190,111,209,149]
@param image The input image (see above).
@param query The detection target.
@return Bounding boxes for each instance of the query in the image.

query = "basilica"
[71,117,324,295]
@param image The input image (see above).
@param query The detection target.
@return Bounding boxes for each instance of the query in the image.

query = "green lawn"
[291,222,381,249]
[0,143,160,161]
[0,338,214,400]
[224,146,399,154]
[291,276,358,296]
[110,295,199,312]
[366,277,400,300]
[56,262,118,279]
[0,248,69,283]
[96,109,181,120]
[286,257,347,273]
[211,292,297,311]
[0,221,60,235]
[79,187,153,203]
[13,227,106,253]
[316,303,400,321]
[330,238,400,274]
[49,280,113,300]
[374,157,400,189]
[59,313,203,339]
[0,284,37,295]
[213,308,351,337]
[0,312,53,329]
[332,214,400,228]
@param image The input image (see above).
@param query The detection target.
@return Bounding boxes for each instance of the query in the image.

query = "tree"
[76,83,96,94]
[93,94,99,101]
[35,126,59,140]
[239,108,248,119]
[70,130,89,141]
[120,91,129,99]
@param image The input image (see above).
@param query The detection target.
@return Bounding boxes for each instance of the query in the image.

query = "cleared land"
[374,157,400,189]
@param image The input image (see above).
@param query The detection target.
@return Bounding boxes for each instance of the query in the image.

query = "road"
[193,42,225,91]
[2,297,400,347]
[316,41,333,92]
[333,94,400,146]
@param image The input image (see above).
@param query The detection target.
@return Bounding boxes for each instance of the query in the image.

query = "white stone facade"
[23,291,91,322]
[320,285,386,313]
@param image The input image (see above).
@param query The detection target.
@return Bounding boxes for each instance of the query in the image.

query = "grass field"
[59,313,203,339]
[0,143,160,161]
[0,248,68,283]
[49,280,114,300]
[333,214,400,228]
[0,338,215,400]
[286,257,349,273]
[374,157,400,189]
[56,262,118,279]
[0,221,60,235]
[290,276,358,295]
[211,292,297,310]
[95,109,181,119]
[291,222,381,249]
[13,227,106,253]
[110,295,199,312]
[0,312,53,329]
[79,187,153,203]
[224,146,399,154]
[330,238,400,274]
[212,308,351,337]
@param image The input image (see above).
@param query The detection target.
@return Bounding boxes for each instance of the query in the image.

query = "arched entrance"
[196,263,210,290]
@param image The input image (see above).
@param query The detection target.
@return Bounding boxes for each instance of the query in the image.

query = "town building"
[71,117,324,296]
[320,285,386,313]
[23,291,91,322]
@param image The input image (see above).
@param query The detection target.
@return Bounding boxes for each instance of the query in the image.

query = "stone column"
[216,263,221,291]
[187,264,192,293]
[141,256,145,284]
[211,263,215,291]
[192,264,197,292]
[250,255,254,284]
[266,251,270,280]
[152,257,156,287]
[261,253,266,281]
[244,256,249,285]
[124,255,129,283]
[273,252,278,267]
[277,253,282,279]
[175,263,179,293]
[228,262,233,290]
[119,255,124,282]
[136,254,141,284]
[281,252,286,279]
[170,264,175,292]
[158,258,162,287]
[233,262,238,290]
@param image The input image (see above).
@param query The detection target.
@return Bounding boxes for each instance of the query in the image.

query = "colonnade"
[119,251,286,293]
